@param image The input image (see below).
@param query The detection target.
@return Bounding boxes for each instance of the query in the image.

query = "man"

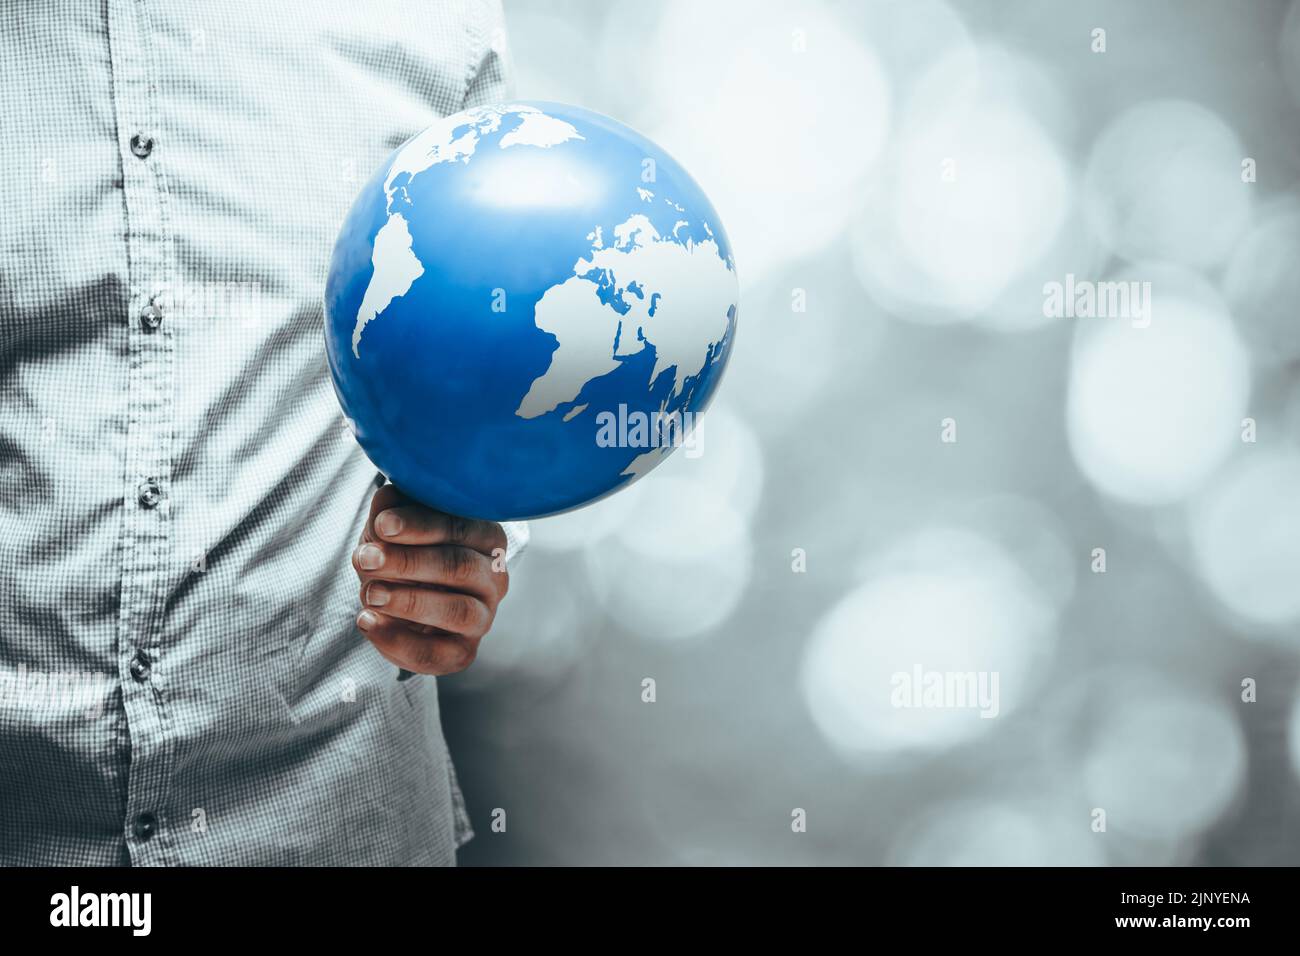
[0,0,522,865]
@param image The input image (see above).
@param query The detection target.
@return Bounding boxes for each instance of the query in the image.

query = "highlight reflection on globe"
[325,101,739,521]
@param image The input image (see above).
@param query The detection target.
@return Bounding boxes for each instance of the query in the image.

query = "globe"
[324,101,739,521]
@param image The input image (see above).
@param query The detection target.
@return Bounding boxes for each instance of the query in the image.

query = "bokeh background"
[441,0,1300,865]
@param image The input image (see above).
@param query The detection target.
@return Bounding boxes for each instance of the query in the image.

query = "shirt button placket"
[106,0,177,866]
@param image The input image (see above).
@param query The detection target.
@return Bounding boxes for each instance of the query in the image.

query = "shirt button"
[139,301,163,331]
[137,478,163,509]
[133,813,157,841]
[129,650,152,682]
[129,133,154,159]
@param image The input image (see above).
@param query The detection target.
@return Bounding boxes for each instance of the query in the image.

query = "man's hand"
[352,484,509,675]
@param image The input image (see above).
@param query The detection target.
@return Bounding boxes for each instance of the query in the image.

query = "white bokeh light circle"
[653,404,764,520]
[838,0,975,109]
[532,404,763,553]
[801,527,1056,762]
[929,495,1078,613]
[1083,99,1252,269]
[1190,448,1300,630]
[852,46,1076,324]
[1066,274,1250,505]
[890,800,1104,866]
[468,555,587,682]
[725,266,885,435]
[583,475,752,641]
[528,478,645,554]
[1081,679,1244,842]
[1222,196,1300,364]
[642,0,890,276]
[897,108,1069,307]
[497,5,587,107]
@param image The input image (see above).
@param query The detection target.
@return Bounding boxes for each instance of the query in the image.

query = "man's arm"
[349,0,525,679]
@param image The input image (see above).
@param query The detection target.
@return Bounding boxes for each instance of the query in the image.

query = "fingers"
[352,540,504,603]
[357,610,478,676]
[362,483,407,543]
[352,486,508,676]
[372,505,507,558]
[360,580,491,636]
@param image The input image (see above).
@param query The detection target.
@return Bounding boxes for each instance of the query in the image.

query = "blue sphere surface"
[325,101,739,520]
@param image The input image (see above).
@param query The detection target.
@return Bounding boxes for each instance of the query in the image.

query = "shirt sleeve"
[462,0,515,108]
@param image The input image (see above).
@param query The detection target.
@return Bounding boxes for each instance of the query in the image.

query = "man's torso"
[0,0,504,865]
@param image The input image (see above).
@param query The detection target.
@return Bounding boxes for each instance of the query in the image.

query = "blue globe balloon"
[325,101,739,520]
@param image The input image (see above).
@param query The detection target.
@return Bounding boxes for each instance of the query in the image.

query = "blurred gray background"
[441,0,1300,865]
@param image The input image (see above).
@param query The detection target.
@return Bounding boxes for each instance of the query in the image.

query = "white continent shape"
[515,213,736,420]
[351,104,583,357]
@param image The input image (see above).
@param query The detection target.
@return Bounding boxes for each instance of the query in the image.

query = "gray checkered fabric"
[0,0,522,866]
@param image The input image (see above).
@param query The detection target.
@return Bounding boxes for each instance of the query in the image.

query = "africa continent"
[514,212,736,419]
